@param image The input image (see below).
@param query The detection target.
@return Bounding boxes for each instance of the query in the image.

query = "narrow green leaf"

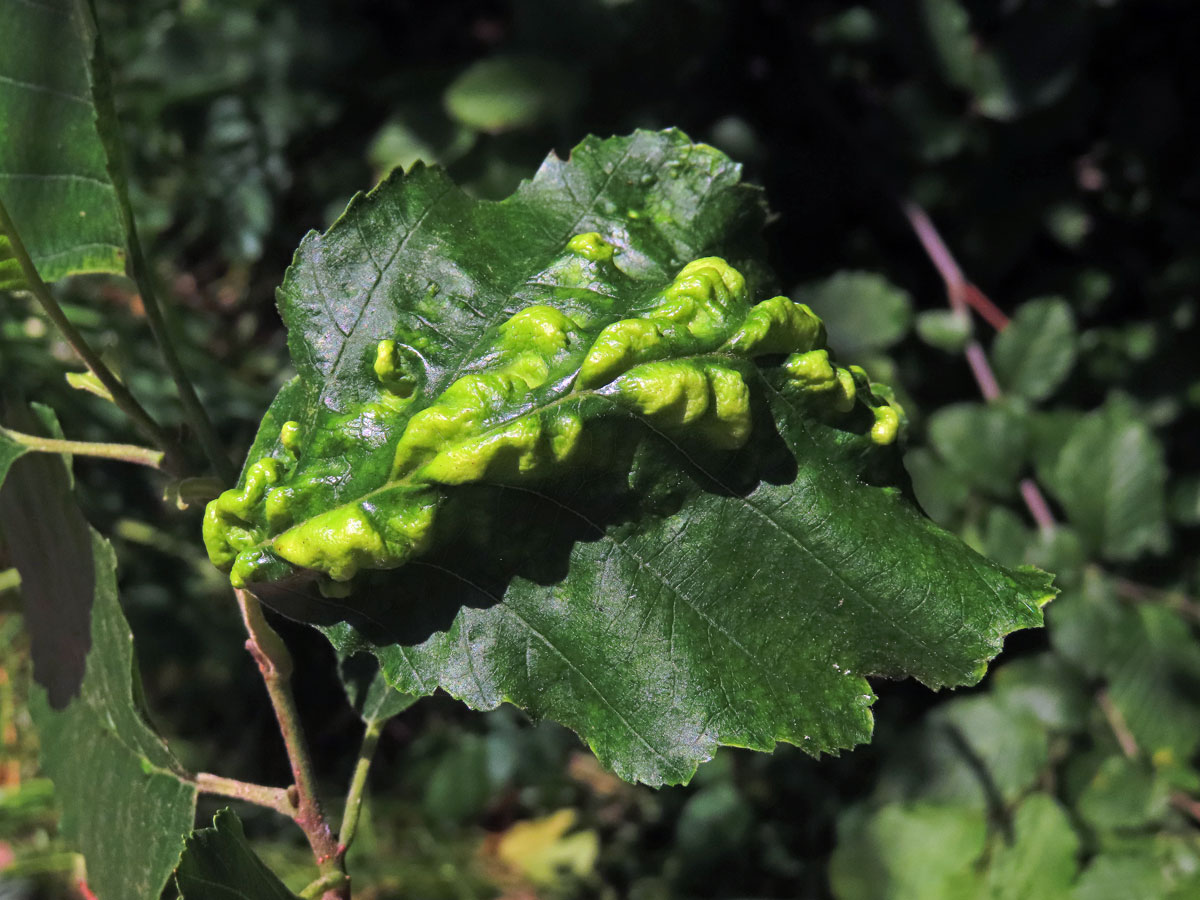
[992,298,1078,401]
[0,0,126,285]
[175,810,300,900]
[794,270,913,356]
[1038,398,1168,560]
[29,530,197,900]
[209,130,1052,786]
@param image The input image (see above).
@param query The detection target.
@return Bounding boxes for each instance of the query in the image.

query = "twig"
[337,721,384,858]
[901,198,1058,535]
[121,213,234,484]
[1096,688,1140,760]
[194,773,295,818]
[234,589,348,898]
[901,201,1011,329]
[1110,575,1200,626]
[1,427,164,469]
[0,197,183,471]
[1170,792,1200,828]
[300,872,352,900]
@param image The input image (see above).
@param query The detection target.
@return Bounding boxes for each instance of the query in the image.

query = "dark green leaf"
[793,271,913,356]
[1037,398,1168,560]
[29,531,197,900]
[0,402,90,707]
[209,130,1052,786]
[0,0,126,286]
[928,401,1029,498]
[175,810,299,900]
[992,298,1078,402]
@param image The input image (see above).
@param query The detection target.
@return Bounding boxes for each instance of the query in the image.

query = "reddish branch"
[234,589,349,899]
[900,200,1056,535]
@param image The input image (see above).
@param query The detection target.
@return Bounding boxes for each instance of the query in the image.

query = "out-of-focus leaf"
[211,130,1052,787]
[904,447,969,526]
[915,309,972,353]
[928,401,1029,498]
[0,0,126,286]
[175,810,299,900]
[829,803,985,900]
[444,56,580,133]
[1038,398,1168,561]
[29,531,197,900]
[1075,847,1200,900]
[1168,476,1200,526]
[990,654,1090,733]
[938,694,1049,805]
[494,808,599,887]
[794,271,913,356]
[992,298,1078,402]
[1077,755,1169,831]
[985,794,1080,900]
[368,114,475,178]
[1051,571,1200,763]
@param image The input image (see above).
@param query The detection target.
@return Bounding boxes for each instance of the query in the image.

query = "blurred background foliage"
[3,0,1200,897]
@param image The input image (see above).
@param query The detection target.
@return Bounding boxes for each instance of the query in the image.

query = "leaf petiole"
[1,427,165,469]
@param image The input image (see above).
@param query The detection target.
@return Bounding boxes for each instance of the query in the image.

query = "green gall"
[577,318,671,390]
[784,349,837,391]
[727,297,825,357]
[566,231,615,263]
[205,239,908,590]
[272,490,437,582]
[870,406,900,446]
[279,421,302,454]
[498,305,579,358]
[374,339,419,406]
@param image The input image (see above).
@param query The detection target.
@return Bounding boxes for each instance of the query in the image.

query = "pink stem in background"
[901,199,1058,532]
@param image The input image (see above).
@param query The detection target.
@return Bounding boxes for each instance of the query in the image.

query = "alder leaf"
[29,531,197,900]
[208,129,1053,786]
[0,0,126,286]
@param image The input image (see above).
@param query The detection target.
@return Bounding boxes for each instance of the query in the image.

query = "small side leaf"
[338,652,418,726]
[175,810,300,900]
